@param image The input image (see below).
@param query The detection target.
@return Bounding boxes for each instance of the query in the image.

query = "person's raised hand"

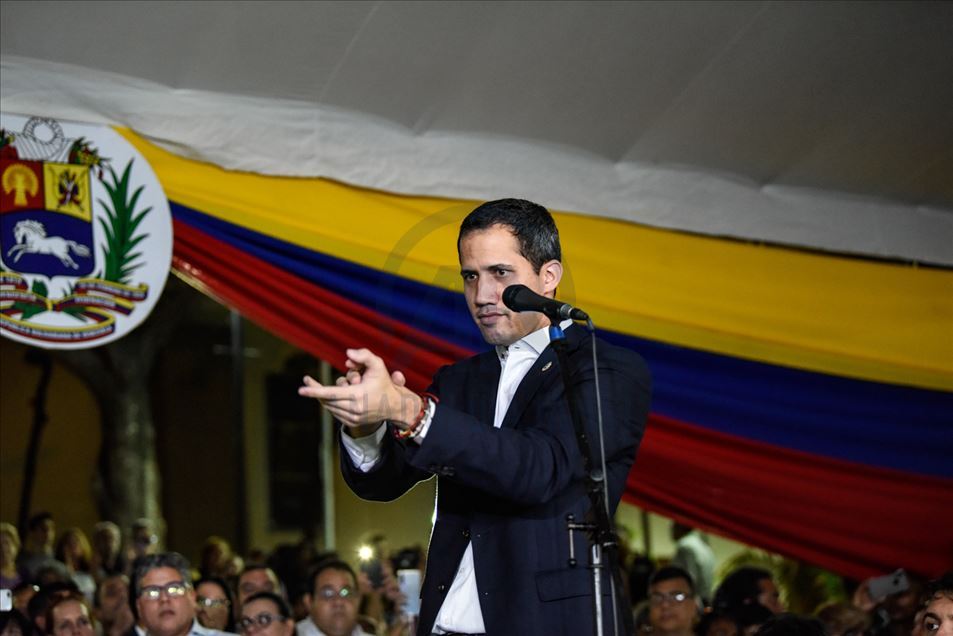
[299,348,421,435]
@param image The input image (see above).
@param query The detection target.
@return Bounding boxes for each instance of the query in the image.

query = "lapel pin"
[541,361,553,372]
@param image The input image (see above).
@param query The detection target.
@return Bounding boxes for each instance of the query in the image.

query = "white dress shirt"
[295,616,372,636]
[341,322,567,634]
[188,619,236,636]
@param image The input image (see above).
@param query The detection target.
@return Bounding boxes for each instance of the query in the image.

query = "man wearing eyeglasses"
[133,553,236,636]
[295,560,370,636]
[237,566,284,610]
[647,566,699,636]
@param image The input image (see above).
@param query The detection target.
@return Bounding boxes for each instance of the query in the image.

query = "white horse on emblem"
[6,219,91,269]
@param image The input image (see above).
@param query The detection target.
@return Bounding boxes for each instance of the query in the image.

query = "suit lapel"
[471,350,501,427]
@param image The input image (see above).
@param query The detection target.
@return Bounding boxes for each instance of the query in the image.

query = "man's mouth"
[477,309,506,325]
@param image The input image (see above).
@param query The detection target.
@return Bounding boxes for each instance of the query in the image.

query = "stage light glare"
[357,544,373,561]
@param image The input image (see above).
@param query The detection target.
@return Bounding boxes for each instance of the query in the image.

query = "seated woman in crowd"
[195,577,237,633]
[45,592,95,636]
[54,529,96,605]
[238,592,295,636]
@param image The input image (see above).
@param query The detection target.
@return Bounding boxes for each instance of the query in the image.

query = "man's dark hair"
[307,559,356,596]
[919,570,953,611]
[735,602,774,629]
[241,591,292,620]
[713,566,773,613]
[754,613,826,636]
[649,565,696,595]
[925,571,953,596]
[27,581,79,622]
[458,198,561,272]
[27,511,53,531]
[697,611,741,635]
[130,552,192,600]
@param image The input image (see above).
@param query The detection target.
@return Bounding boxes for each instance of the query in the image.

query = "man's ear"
[540,260,563,296]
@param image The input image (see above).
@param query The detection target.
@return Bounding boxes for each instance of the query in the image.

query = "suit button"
[437,584,447,592]
[462,529,470,538]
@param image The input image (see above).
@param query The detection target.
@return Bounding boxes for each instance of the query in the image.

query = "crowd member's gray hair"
[131,552,193,598]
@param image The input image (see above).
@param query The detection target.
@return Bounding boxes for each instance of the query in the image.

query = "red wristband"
[394,392,439,439]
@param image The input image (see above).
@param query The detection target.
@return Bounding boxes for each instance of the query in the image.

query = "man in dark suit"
[299,198,651,635]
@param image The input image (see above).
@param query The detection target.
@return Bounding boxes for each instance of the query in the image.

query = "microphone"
[502,284,589,321]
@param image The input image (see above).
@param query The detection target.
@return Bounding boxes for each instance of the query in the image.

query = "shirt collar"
[495,319,572,363]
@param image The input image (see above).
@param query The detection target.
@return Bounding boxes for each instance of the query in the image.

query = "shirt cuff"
[340,423,387,472]
[411,400,437,446]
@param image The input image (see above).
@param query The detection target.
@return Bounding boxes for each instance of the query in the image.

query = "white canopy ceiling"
[2,1,951,264]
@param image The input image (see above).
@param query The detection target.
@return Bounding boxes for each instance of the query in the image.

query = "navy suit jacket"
[342,324,651,635]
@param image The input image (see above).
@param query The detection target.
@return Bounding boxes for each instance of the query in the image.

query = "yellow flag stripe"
[118,128,953,391]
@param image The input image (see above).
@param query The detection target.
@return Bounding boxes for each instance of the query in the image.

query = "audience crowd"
[1,512,949,636]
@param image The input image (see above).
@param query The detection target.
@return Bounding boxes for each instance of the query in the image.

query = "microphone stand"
[548,319,626,636]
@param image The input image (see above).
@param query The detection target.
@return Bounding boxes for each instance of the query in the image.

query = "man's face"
[706,616,739,636]
[756,578,784,614]
[132,529,158,557]
[919,594,953,636]
[135,567,195,636]
[96,575,129,621]
[648,577,696,634]
[307,568,359,636]
[32,519,55,549]
[459,225,559,346]
[94,527,121,557]
[238,569,280,606]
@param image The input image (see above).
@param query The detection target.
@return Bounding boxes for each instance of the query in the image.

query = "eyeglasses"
[139,582,190,600]
[316,586,356,601]
[649,591,691,605]
[197,596,229,609]
[239,613,287,633]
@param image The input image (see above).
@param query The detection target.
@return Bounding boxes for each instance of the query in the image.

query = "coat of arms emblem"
[0,115,172,348]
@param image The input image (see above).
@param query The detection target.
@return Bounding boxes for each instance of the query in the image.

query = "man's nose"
[475,277,499,305]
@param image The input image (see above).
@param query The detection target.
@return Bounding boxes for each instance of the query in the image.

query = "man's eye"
[493,268,509,276]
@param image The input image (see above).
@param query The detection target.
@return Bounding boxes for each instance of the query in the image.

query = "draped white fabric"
[2,2,950,265]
